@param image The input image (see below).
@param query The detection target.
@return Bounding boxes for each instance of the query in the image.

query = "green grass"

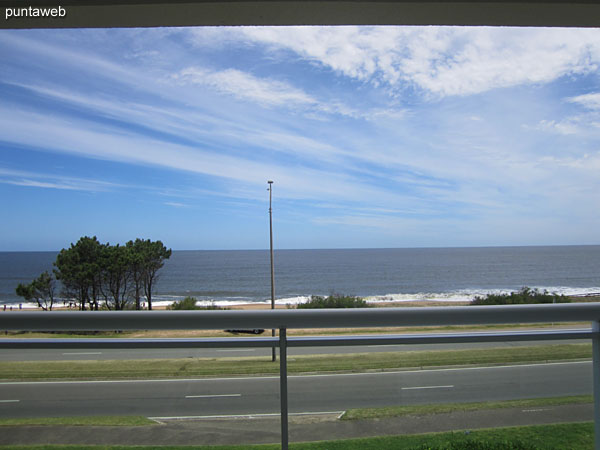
[1,395,589,428]
[0,422,593,449]
[0,322,588,339]
[0,416,155,427]
[0,343,590,381]
[341,395,593,420]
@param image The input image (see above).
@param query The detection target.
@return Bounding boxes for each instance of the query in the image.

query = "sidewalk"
[0,403,592,447]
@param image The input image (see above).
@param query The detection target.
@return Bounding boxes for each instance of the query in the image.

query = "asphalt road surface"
[0,361,591,419]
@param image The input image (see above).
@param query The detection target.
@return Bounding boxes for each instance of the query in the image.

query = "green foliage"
[297,294,370,309]
[15,271,56,311]
[54,236,104,311]
[471,287,570,306]
[126,238,172,310]
[342,395,592,421]
[167,296,199,310]
[0,423,589,449]
[0,415,154,426]
[167,296,227,310]
[0,343,590,380]
[411,439,540,450]
[101,243,134,310]
[51,236,171,311]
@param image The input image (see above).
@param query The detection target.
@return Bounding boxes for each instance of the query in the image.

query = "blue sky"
[1,26,599,251]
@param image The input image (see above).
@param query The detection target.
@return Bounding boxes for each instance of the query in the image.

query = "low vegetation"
[297,294,370,309]
[166,296,227,310]
[0,423,592,449]
[0,343,590,381]
[0,416,154,427]
[3,396,587,428]
[341,395,592,420]
[409,441,539,450]
[471,287,570,306]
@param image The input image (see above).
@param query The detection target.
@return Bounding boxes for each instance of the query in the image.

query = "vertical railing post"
[593,321,600,450]
[280,327,288,450]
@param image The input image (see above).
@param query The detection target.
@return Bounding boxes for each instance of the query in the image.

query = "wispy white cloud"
[174,67,316,108]
[541,152,600,171]
[3,80,398,179]
[0,167,121,192]
[215,27,600,98]
[5,179,87,190]
[530,91,600,136]
[0,105,410,208]
[164,201,188,208]
[534,118,582,135]
[171,65,402,121]
[568,92,600,110]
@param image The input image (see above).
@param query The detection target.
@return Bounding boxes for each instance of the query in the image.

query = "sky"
[0,26,599,251]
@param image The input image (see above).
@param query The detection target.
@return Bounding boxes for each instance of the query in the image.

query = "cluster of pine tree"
[16,236,171,311]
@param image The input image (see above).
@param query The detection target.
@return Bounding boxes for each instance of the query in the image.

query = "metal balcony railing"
[1,302,600,450]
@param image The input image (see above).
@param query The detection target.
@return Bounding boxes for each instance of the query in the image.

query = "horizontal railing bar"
[0,329,594,349]
[1,303,599,331]
[286,329,595,347]
[0,337,279,349]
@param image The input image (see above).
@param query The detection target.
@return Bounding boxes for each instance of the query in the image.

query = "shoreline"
[225,300,473,310]
[1,297,597,338]
[0,299,473,311]
[2,295,600,312]
[3,289,600,311]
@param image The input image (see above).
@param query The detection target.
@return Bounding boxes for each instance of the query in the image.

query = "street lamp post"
[268,180,276,362]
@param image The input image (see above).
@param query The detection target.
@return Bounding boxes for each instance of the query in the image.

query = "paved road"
[0,337,588,361]
[0,361,591,419]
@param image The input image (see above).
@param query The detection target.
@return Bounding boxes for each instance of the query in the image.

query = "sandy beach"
[223,300,472,310]
[5,295,600,312]
[2,296,597,339]
[0,299,469,312]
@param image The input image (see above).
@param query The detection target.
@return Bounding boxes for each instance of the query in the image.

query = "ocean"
[0,246,599,308]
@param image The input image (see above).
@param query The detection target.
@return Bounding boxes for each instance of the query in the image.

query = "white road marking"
[216,349,256,352]
[149,411,344,420]
[185,394,241,399]
[0,400,19,403]
[522,408,551,412]
[402,385,454,390]
[62,352,103,355]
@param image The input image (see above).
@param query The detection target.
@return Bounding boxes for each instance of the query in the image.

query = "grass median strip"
[0,395,589,428]
[0,343,591,381]
[0,416,155,426]
[341,395,593,420]
[0,422,594,449]
[0,322,588,339]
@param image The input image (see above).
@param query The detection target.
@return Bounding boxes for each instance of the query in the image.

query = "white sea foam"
[151,295,315,309]
[4,287,599,310]
[365,286,600,304]
[153,287,600,309]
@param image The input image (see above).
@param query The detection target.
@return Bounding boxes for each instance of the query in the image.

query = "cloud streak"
[174,67,315,107]
[0,104,416,209]
[219,27,600,97]
[568,92,600,110]
[0,167,122,192]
